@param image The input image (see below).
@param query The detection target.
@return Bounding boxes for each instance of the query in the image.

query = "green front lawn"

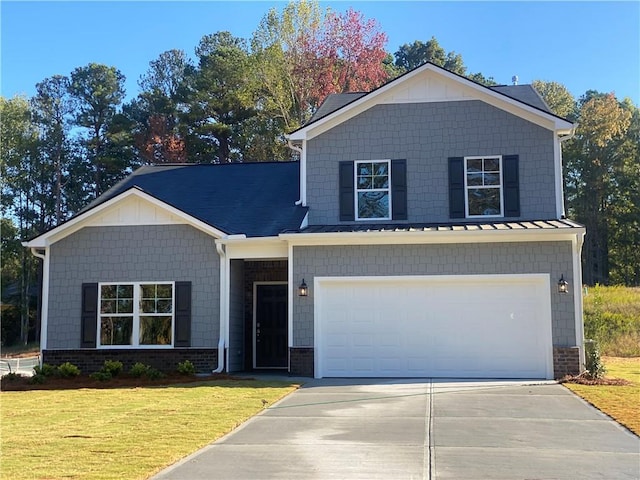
[564,357,640,435]
[1,380,298,480]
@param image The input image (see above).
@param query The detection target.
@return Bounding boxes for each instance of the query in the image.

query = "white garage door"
[315,275,553,379]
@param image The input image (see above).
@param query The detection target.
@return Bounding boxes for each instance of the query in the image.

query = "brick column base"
[553,346,582,379]
[289,347,314,377]
[42,348,218,374]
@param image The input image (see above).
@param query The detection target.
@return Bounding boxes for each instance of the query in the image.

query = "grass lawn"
[564,356,640,435]
[0,380,298,480]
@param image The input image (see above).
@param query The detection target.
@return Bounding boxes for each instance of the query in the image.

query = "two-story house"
[24,63,585,379]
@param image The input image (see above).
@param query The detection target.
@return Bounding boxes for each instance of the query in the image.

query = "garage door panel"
[316,275,552,379]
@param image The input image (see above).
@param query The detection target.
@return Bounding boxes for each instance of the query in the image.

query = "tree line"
[1,0,638,346]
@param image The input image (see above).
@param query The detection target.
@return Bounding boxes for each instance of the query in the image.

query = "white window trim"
[354,159,392,221]
[97,281,175,349]
[464,155,504,218]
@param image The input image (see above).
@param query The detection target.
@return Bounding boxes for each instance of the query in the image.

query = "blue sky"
[1,1,639,106]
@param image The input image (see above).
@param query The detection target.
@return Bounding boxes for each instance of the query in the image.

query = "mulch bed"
[0,373,253,392]
[558,373,632,386]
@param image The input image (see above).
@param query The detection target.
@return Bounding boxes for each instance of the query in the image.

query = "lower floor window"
[99,282,174,347]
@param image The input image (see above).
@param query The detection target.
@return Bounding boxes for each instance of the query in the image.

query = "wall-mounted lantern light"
[298,279,308,297]
[558,275,569,294]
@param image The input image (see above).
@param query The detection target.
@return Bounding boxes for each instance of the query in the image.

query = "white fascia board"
[23,189,227,248]
[217,236,288,260]
[287,63,574,142]
[280,226,585,247]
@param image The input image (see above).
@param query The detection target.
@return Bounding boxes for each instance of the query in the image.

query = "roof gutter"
[287,140,306,206]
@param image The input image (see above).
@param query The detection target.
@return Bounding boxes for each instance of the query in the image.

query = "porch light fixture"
[298,279,308,297]
[557,275,569,294]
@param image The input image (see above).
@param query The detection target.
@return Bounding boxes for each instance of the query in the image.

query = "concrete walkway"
[152,379,640,480]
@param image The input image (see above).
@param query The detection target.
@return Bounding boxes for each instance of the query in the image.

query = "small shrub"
[129,362,151,378]
[1,372,23,382]
[102,360,123,377]
[29,374,46,385]
[57,362,81,377]
[584,339,606,379]
[145,368,165,380]
[176,360,196,376]
[33,363,57,377]
[89,371,112,382]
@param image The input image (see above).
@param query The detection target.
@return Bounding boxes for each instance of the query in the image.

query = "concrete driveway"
[152,379,640,480]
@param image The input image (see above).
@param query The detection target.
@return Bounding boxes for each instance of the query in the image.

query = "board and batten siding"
[292,241,575,348]
[306,100,556,225]
[47,224,219,349]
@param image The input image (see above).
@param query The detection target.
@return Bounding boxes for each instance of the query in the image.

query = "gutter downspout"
[573,230,587,371]
[213,242,227,373]
[287,140,306,206]
[557,127,576,218]
[29,247,48,366]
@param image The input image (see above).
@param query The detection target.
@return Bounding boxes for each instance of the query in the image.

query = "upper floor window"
[98,282,174,348]
[355,160,391,220]
[465,156,503,217]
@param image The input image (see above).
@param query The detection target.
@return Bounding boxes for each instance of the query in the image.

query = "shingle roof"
[89,162,307,237]
[292,219,583,234]
[489,85,552,113]
[309,92,367,123]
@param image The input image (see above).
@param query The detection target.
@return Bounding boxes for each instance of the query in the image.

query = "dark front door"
[255,283,288,368]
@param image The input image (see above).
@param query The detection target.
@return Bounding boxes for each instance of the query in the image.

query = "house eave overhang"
[22,187,229,248]
[280,221,585,246]
[286,62,575,142]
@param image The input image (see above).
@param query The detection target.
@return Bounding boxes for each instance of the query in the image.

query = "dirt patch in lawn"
[0,373,252,391]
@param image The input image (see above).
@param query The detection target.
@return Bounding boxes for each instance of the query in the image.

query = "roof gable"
[24,188,228,248]
[288,62,574,141]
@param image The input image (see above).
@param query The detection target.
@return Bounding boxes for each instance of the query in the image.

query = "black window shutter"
[174,281,192,347]
[448,157,465,218]
[81,283,98,348]
[391,159,407,220]
[339,161,355,221]
[503,155,520,217]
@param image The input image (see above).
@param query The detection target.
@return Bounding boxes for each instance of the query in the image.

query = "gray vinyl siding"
[228,259,245,372]
[47,225,219,349]
[306,100,556,225]
[292,241,575,347]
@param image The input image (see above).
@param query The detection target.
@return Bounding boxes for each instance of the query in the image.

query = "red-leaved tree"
[310,8,388,101]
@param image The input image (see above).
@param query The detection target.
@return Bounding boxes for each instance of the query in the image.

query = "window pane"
[157,299,172,313]
[373,162,388,176]
[468,188,500,216]
[117,299,133,313]
[467,159,482,172]
[141,299,156,313]
[357,163,372,176]
[156,284,172,298]
[140,316,172,345]
[357,176,372,189]
[140,284,156,299]
[101,299,116,314]
[100,316,133,345]
[484,158,500,171]
[118,285,133,298]
[467,172,483,186]
[484,173,500,186]
[101,285,116,299]
[373,175,389,188]
[358,191,389,218]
